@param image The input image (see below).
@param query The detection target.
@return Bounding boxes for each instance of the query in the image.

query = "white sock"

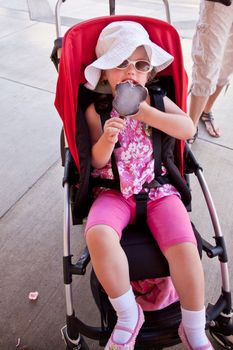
[109,287,138,344]
[181,307,210,348]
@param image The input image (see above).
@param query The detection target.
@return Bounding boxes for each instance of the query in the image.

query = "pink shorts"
[85,190,196,253]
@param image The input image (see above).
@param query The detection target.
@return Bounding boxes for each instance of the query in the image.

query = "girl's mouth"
[122,79,138,85]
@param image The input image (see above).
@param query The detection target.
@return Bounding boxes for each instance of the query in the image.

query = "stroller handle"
[55,0,171,38]
[55,0,64,38]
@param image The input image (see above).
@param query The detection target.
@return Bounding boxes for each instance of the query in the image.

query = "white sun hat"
[84,21,174,91]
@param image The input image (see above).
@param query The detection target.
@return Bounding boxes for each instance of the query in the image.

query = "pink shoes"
[105,303,145,350]
[178,323,214,350]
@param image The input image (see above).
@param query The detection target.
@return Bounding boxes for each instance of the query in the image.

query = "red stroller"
[52,1,233,349]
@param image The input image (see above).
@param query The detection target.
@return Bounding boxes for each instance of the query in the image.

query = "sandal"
[178,323,214,350]
[200,112,220,138]
[105,303,144,350]
[187,127,198,145]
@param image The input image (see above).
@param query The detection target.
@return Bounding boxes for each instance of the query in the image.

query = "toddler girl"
[84,21,214,350]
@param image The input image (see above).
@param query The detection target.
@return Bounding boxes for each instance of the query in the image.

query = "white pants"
[191,0,233,96]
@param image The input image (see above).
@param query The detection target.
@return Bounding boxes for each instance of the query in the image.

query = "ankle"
[181,307,210,348]
[109,288,139,344]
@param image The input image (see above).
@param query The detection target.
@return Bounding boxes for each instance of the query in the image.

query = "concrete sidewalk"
[0,1,233,350]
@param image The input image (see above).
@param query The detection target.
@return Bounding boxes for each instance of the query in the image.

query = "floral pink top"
[91,110,179,200]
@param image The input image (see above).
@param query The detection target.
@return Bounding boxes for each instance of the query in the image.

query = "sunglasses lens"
[117,60,130,69]
[135,60,152,72]
[116,59,152,72]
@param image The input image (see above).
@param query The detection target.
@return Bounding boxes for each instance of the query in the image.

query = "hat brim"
[84,37,174,91]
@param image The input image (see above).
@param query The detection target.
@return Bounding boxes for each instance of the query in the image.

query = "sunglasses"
[116,59,153,73]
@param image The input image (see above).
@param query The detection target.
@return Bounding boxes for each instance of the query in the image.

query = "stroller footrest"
[202,238,225,260]
[63,248,90,283]
[72,247,91,275]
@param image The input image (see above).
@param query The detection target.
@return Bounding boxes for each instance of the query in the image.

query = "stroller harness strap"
[135,92,167,223]
[98,91,171,223]
[151,93,163,178]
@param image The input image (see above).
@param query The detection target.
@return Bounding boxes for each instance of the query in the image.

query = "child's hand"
[103,117,125,144]
[113,81,148,117]
[131,100,150,122]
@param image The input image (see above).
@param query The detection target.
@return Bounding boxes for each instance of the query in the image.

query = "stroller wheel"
[65,335,89,350]
[209,329,233,350]
[61,325,89,350]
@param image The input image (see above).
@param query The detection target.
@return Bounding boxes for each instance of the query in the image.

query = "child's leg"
[85,191,144,346]
[164,243,210,348]
[164,243,204,310]
[86,224,130,297]
[86,225,144,346]
[148,195,212,349]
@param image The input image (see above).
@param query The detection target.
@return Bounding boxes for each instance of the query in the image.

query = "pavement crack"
[0,76,55,94]
[198,138,233,151]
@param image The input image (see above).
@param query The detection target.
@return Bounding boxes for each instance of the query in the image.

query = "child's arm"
[135,96,196,140]
[85,103,125,169]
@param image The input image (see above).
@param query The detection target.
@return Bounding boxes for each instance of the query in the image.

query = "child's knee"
[85,224,119,246]
[85,225,102,243]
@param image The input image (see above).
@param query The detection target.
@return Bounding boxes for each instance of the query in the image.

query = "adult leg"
[189,90,222,138]
[217,14,233,89]
[203,85,224,114]
[189,94,208,127]
[207,19,233,135]
[202,16,233,137]
[200,85,223,137]
[190,1,232,136]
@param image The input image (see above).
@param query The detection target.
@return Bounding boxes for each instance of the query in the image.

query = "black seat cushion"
[121,222,202,281]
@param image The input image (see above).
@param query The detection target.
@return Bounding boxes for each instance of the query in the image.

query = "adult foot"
[201,112,220,138]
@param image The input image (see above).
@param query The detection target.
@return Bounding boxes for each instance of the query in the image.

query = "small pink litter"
[28,291,39,300]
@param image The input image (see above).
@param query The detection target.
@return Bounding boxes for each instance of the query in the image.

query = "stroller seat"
[121,222,202,281]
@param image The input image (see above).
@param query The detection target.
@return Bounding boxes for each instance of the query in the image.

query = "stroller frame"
[52,1,233,349]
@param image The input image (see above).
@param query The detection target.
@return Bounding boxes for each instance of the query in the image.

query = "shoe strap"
[197,343,213,350]
[114,325,134,335]
[201,111,214,121]
[187,128,198,144]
